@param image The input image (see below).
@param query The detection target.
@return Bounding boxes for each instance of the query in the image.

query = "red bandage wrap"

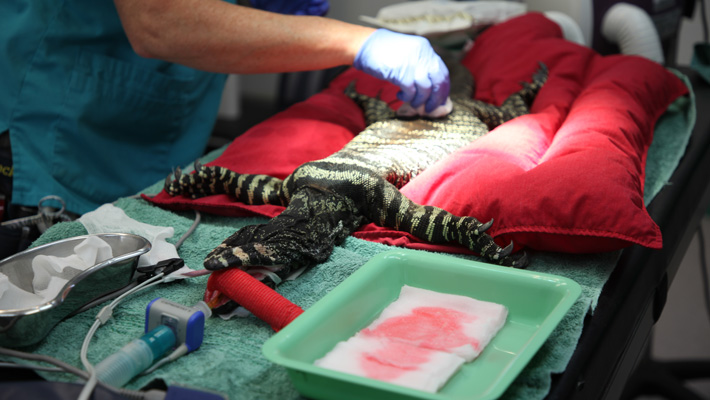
[206,268,304,331]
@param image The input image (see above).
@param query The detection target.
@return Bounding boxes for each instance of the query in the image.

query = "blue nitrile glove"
[250,0,329,16]
[354,29,450,113]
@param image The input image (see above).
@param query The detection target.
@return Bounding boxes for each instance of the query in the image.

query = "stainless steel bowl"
[0,233,151,348]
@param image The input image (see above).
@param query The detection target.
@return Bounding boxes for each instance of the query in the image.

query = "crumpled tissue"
[79,204,193,281]
[0,235,113,311]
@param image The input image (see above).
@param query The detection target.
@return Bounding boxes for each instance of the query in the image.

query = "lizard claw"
[499,241,514,258]
[164,168,184,196]
[478,219,493,234]
[501,250,528,269]
[163,175,174,193]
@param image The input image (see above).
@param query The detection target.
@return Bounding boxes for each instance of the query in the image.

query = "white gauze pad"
[396,97,453,119]
[0,273,45,311]
[314,333,464,393]
[31,236,114,303]
[361,285,507,362]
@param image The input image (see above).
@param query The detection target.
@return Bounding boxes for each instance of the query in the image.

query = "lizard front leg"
[458,63,548,130]
[165,161,287,206]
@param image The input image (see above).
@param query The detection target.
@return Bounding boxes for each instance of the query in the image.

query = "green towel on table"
[15,71,696,400]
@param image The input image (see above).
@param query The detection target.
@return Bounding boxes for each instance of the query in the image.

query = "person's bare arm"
[113,0,376,74]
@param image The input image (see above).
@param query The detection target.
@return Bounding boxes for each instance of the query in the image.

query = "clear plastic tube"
[93,325,176,387]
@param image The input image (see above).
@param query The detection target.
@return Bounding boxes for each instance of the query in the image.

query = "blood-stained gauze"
[314,286,508,392]
[361,286,508,362]
[314,333,465,393]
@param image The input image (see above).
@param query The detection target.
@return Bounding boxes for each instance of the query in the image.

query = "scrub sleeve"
[0,0,229,215]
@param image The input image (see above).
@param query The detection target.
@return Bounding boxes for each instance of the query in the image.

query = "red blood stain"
[359,340,435,380]
[362,306,479,353]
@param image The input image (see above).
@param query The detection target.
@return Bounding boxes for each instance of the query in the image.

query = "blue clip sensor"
[145,298,210,353]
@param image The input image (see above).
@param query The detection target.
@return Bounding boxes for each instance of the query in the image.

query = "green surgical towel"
[14,72,695,400]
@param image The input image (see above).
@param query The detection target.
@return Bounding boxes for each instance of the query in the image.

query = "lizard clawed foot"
[193,159,203,172]
[164,166,185,196]
[203,235,299,288]
[163,160,221,199]
[460,218,530,268]
[499,249,529,269]
[487,240,529,268]
[492,241,530,269]
[202,222,325,292]
[204,241,284,271]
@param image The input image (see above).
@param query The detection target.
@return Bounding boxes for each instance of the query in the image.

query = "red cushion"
[144,13,689,255]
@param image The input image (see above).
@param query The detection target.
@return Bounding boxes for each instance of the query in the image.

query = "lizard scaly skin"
[166,62,548,287]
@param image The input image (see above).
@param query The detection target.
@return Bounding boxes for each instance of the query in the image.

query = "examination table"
[2,13,709,400]
[547,66,710,400]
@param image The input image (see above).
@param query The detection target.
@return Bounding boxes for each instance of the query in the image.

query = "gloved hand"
[354,29,450,113]
[250,0,329,16]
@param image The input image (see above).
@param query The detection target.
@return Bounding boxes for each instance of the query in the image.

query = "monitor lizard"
[165,61,547,287]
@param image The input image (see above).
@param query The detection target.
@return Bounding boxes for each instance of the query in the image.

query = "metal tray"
[0,233,150,348]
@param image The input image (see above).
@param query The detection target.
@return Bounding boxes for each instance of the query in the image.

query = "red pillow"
[144,13,688,255]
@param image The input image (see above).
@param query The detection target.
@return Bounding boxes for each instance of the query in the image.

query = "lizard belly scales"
[166,63,548,285]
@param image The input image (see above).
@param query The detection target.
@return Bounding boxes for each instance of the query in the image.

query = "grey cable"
[175,210,201,250]
[123,195,201,251]
[0,361,63,373]
[0,347,155,399]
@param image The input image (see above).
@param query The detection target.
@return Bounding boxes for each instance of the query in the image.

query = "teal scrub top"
[0,0,229,214]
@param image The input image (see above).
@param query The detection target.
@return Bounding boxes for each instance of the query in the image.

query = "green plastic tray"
[262,250,581,400]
